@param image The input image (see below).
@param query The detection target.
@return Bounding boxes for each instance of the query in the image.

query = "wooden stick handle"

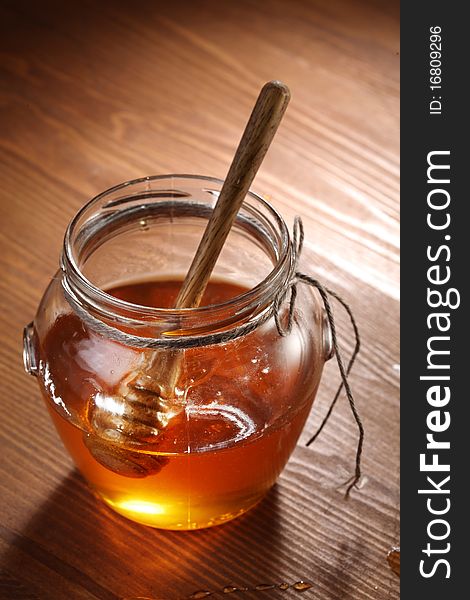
[175,80,291,308]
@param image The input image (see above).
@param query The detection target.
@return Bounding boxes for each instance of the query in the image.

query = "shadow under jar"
[23,175,332,530]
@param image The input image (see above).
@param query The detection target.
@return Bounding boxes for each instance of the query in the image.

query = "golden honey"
[40,279,317,529]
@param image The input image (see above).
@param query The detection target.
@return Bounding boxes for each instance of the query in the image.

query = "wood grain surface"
[0,1,400,599]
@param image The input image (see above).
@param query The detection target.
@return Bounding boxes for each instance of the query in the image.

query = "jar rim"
[62,174,292,325]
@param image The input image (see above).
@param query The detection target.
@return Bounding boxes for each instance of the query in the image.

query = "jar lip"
[62,174,292,321]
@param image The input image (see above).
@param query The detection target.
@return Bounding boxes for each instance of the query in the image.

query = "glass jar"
[23,175,332,530]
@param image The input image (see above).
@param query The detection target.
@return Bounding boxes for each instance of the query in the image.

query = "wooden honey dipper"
[85,81,291,476]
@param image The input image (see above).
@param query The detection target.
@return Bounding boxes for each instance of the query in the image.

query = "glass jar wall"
[24,175,330,530]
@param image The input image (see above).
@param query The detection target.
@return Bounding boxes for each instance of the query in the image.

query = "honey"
[39,278,318,530]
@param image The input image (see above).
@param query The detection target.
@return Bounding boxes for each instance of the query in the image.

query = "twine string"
[283,217,363,495]
[62,216,364,495]
[297,273,363,497]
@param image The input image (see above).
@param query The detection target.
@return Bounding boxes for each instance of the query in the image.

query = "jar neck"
[60,175,294,341]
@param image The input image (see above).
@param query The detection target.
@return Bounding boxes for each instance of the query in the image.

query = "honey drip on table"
[292,582,312,591]
[124,580,312,599]
[387,546,400,577]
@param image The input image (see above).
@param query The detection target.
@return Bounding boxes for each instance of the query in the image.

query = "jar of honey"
[23,175,333,530]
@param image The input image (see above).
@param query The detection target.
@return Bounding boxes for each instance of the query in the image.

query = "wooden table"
[0,1,399,598]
